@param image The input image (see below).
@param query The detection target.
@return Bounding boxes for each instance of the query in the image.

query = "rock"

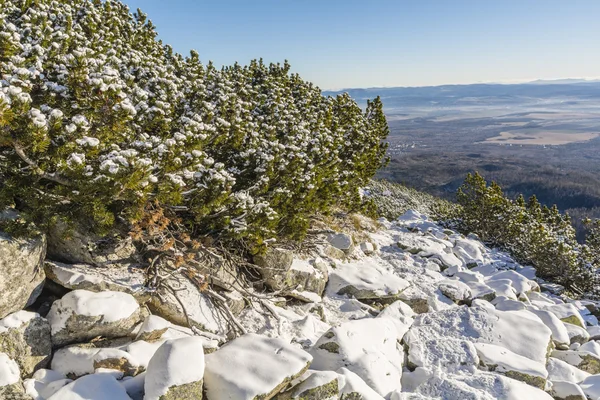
[564,323,590,345]
[542,303,586,328]
[121,373,145,400]
[51,346,141,378]
[588,326,600,340]
[528,309,570,349]
[377,300,415,320]
[485,270,537,295]
[47,373,132,400]
[146,275,226,335]
[474,342,547,388]
[326,233,354,254]
[145,337,205,400]
[46,220,137,267]
[310,318,405,397]
[462,280,495,302]
[269,258,329,297]
[22,369,72,400]
[549,380,586,400]
[135,315,171,342]
[322,245,346,260]
[580,341,600,358]
[204,333,311,400]
[253,247,294,284]
[551,350,600,374]
[404,306,552,368]
[579,374,600,400]
[406,337,479,372]
[276,370,339,400]
[0,225,46,319]
[0,352,29,399]
[452,238,484,266]
[44,261,148,300]
[437,279,472,303]
[328,261,409,306]
[547,357,590,383]
[360,242,375,255]
[47,290,142,347]
[0,311,52,377]
[410,370,554,400]
[337,367,385,400]
[493,298,528,312]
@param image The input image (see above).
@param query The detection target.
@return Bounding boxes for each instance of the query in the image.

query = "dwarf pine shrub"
[455,172,600,297]
[0,0,389,248]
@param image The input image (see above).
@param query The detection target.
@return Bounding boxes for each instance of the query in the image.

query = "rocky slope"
[1,210,600,399]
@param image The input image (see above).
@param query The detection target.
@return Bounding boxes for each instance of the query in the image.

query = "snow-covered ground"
[5,210,600,399]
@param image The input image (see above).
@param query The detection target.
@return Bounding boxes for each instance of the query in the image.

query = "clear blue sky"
[121,0,600,90]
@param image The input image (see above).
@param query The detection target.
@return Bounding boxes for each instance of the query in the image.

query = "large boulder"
[409,370,554,400]
[275,370,339,400]
[47,373,132,400]
[0,311,52,377]
[204,333,312,400]
[551,349,600,374]
[46,220,137,267]
[326,233,354,255]
[46,290,142,347]
[51,345,141,378]
[256,256,329,298]
[146,275,227,335]
[404,306,553,375]
[546,357,590,383]
[310,318,406,397]
[337,368,385,400]
[22,369,72,400]
[144,337,205,400]
[0,224,46,319]
[328,261,409,306]
[474,342,548,388]
[44,261,148,301]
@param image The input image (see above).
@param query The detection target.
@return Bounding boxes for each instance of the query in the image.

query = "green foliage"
[454,172,600,297]
[0,0,389,248]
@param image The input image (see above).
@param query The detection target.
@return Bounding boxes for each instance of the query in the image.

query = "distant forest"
[379,152,600,241]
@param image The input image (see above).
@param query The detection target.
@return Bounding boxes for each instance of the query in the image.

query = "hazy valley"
[327,81,600,237]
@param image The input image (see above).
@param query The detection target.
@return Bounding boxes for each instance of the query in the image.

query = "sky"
[121,0,600,90]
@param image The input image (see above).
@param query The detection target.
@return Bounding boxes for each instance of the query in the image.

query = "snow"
[204,333,312,400]
[136,315,171,339]
[527,309,570,347]
[406,306,552,365]
[290,370,338,398]
[144,337,205,400]
[336,367,385,400]
[474,342,547,381]
[47,290,139,334]
[0,310,39,333]
[0,352,20,386]
[51,346,139,377]
[45,261,146,295]
[580,374,600,399]
[541,303,586,328]
[550,380,587,399]
[310,318,405,396]
[328,259,410,299]
[47,374,131,400]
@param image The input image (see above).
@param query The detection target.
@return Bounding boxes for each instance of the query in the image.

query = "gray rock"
[275,370,339,400]
[145,337,205,400]
[47,290,143,348]
[0,227,46,319]
[437,279,472,303]
[0,311,52,377]
[254,247,294,286]
[44,261,148,301]
[46,220,137,267]
[326,233,354,254]
[51,345,141,378]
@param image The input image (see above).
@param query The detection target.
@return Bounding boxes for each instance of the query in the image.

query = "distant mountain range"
[324,80,600,110]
